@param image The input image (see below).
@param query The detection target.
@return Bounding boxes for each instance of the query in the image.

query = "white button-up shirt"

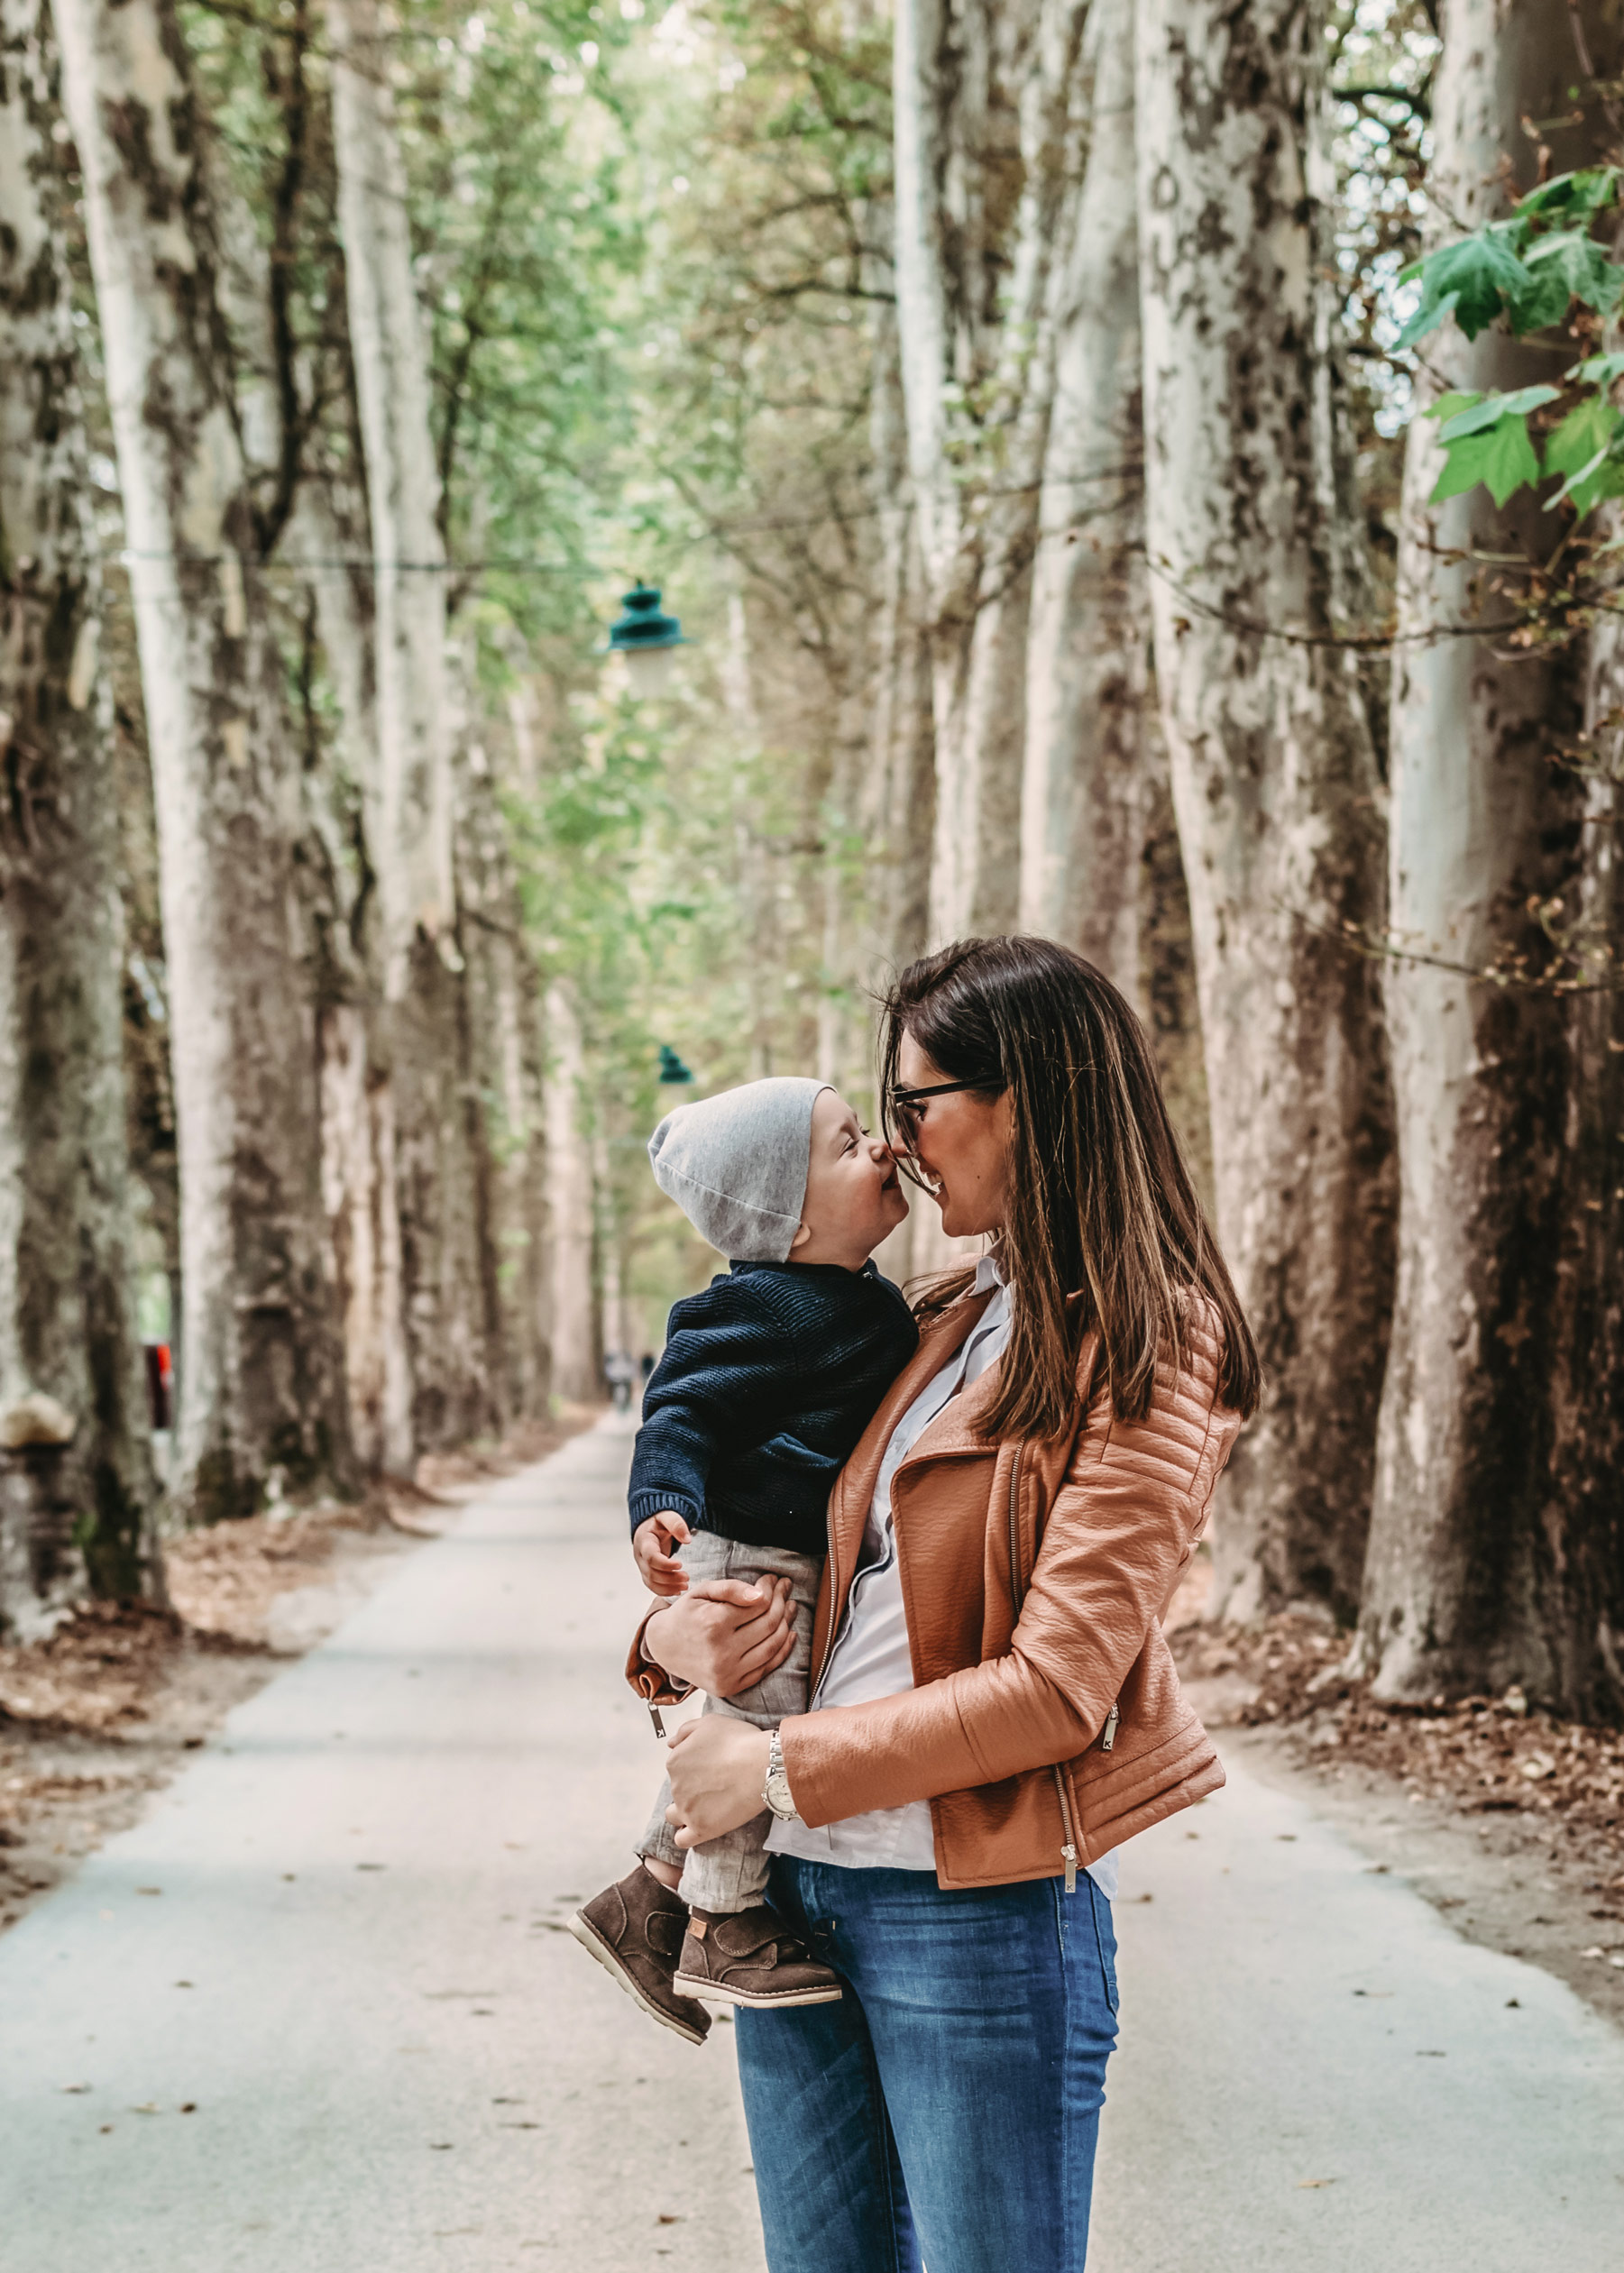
[768,1253,1117,1899]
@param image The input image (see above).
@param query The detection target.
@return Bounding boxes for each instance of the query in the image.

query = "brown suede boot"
[569,1865,712,2047]
[674,1902,844,2009]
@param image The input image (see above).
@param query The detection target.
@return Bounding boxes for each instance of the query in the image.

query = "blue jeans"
[735,1857,1120,2273]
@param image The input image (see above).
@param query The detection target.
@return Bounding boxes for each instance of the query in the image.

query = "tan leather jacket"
[632,1288,1242,1891]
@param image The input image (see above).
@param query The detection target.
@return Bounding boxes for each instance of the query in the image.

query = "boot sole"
[673,1971,843,2009]
[567,1911,711,2047]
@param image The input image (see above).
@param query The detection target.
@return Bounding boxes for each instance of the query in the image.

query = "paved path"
[4,1415,1622,2270]
[0,1417,763,2273]
[1091,1762,1624,2270]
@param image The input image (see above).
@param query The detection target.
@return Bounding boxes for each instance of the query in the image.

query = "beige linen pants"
[637,1530,822,1912]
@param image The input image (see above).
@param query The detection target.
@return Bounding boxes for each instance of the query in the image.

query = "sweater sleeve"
[626,1277,800,1538]
[777,1322,1229,1822]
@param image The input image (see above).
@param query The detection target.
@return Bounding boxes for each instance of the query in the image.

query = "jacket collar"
[826,1288,995,1588]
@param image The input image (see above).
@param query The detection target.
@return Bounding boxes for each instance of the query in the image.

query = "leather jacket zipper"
[1007,1444,1115,1893]
[1052,1765,1079,1894]
[1007,1446,1082,1893]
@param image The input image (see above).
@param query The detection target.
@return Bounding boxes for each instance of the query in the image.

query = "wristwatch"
[763,1730,799,1821]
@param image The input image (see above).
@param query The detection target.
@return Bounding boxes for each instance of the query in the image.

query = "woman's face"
[895,1033,1014,1240]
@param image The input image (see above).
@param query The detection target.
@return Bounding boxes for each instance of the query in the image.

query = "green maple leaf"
[1547,392,1620,471]
[1545,393,1624,517]
[1398,232,1531,346]
[1514,167,1622,225]
[1436,384,1559,441]
[1431,412,1541,507]
[1509,231,1624,331]
[1572,351,1624,387]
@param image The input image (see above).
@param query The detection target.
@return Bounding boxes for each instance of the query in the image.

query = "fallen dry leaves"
[1173,1613,1624,1885]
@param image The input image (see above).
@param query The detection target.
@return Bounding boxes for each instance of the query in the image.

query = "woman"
[636,935,1260,2272]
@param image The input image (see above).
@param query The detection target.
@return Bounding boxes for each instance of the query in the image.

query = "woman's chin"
[935,1191,990,1242]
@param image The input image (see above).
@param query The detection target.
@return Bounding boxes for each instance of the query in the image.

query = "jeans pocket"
[1089,1878,1120,2015]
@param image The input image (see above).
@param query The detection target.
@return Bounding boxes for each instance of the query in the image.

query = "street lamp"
[606,582,688,695]
[657,1044,694,1086]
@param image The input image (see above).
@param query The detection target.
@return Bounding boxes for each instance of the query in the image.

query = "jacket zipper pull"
[647,1702,666,1737]
[1061,1843,1078,1895]
[1101,1703,1119,1754]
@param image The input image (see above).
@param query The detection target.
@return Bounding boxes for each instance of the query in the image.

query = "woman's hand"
[665,1716,774,1847]
[644,1574,795,1697]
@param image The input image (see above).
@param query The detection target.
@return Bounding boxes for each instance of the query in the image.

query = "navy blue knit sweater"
[628,1260,919,1557]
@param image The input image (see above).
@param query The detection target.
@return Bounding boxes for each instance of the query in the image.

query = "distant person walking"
[634,935,1260,2273]
[603,1349,637,1414]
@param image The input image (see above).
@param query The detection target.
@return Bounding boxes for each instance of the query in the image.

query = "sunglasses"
[885,1078,986,1154]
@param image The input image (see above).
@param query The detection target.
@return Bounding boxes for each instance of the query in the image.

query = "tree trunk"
[858,234,935,982]
[0,0,159,1620]
[1136,0,1395,1620]
[721,587,781,1079]
[317,1003,411,1473]
[326,0,452,969]
[894,0,1066,944]
[290,481,415,1476]
[326,0,499,1450]
[543,982,596,1404]
[1018,0,1148,999]
[1358,0,1622,1712]
[52,0,349,1522]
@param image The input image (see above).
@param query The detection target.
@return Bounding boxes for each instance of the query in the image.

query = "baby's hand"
[633,1511,692,1597]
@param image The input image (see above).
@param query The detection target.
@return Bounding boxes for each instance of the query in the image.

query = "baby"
[571,1077,916,2044]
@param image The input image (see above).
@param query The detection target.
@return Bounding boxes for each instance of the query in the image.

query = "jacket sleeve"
[778,1316,1228,1826]
[627,1278,798,1539]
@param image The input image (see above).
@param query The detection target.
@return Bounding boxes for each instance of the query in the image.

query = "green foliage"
[1427,387,1556,507]
[1397,230,1530,347]
[1545,393,1624,517]
[1399,170,1624,519]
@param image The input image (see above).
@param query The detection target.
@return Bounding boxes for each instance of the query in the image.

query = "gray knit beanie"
[648,1077,830,1261]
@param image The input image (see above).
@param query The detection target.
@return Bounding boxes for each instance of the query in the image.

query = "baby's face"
[793,1089,909,1268]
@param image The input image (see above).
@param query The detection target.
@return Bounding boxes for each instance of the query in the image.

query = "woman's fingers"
[663,1718,773,1845]
[738,1623,795,1679]
[644,1575,796,1695]
[685,1576,780,1609]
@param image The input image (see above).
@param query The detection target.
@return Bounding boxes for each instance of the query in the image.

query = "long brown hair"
[879,935,1260,1436]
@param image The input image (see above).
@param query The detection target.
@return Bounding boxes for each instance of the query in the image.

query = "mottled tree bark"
[326,0,453,968]
[52,0,349,1521]
[1018,0,1148,999]
[862,486,936,980]
[0,0,159,1620]
[858,198,936,985]
[296,483,414,1476]
[1359,0,1624,1713]
[894,0,1074,943]
[1137,0,1395,1619]
[326,0,500,1450]
[544,982,596,1404]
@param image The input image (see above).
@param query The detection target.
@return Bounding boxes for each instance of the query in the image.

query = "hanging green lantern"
[657,1043,694,1085]
[606,582,688,693]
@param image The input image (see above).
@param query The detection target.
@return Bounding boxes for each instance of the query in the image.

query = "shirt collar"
[972,1251,1006,1295]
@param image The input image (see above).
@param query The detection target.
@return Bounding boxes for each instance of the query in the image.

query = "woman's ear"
[789,1223,812,1251]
